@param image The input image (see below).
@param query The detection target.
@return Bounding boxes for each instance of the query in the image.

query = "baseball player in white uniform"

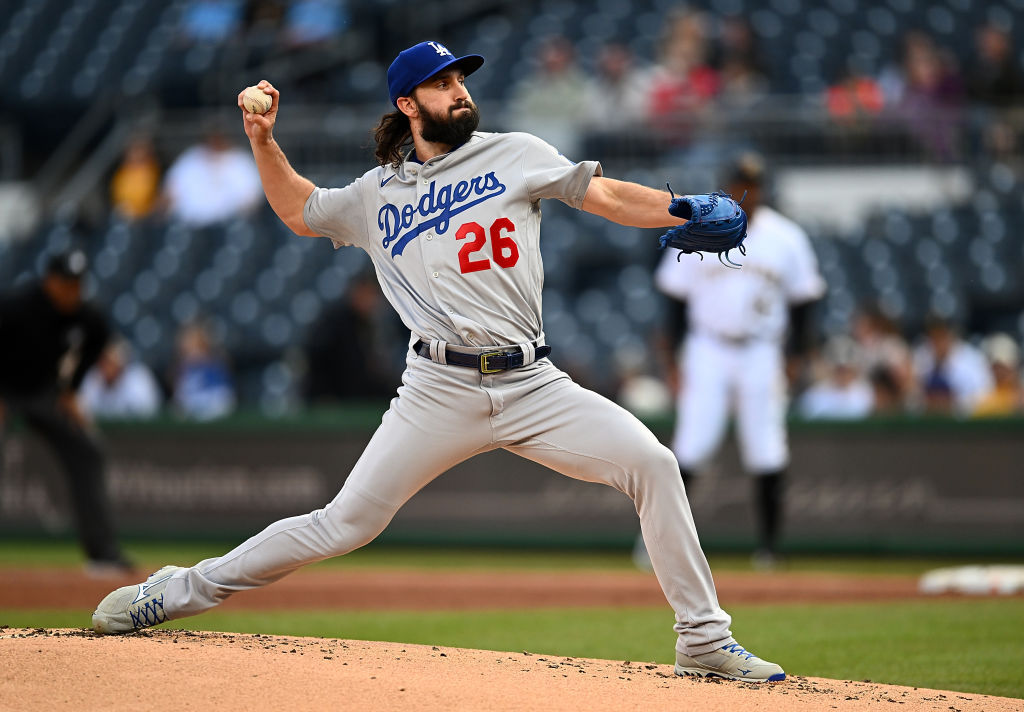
[93,42,785,682]
[642,154,825,569]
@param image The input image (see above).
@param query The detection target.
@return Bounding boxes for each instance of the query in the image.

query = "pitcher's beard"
[417,100,480,147]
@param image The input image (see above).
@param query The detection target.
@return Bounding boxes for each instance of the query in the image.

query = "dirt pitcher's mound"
[1,629,1018,712]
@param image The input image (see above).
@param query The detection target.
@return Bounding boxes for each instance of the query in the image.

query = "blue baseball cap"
[387,41,484,107]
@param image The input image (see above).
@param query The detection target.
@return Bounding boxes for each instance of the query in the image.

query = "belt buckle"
[479,351,503,374]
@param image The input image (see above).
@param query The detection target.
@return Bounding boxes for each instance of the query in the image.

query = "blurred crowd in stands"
[503,9,1022,163]
[67,269,401,422]
[72,287,1024,423]
[92,0,1024,191]
[793,307,1023,419]
[161,2,1024,161]
[5,0,1024,422]
[71,316,238,422]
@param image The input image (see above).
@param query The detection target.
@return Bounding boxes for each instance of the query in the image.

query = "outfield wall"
[2,409,1022,554]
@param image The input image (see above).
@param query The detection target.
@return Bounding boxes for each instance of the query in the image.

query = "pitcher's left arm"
[581,176,683,228]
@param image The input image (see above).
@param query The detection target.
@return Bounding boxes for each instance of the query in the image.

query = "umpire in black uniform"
[0,249,131,573]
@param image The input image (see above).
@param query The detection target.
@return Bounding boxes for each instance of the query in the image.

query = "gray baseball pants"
[163,350,733,655]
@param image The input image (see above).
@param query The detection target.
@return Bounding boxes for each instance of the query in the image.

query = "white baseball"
[242,86,272,114]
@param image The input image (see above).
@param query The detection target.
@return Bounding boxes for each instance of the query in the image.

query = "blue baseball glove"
[658,187,748,267]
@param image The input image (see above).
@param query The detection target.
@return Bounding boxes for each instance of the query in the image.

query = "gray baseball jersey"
[304,131,599,347]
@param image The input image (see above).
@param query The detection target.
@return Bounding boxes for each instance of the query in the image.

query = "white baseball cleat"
[92,565,186,634]
[675,641,786,682]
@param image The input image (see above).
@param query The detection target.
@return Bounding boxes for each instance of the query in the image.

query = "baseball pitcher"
[93,41,784,682]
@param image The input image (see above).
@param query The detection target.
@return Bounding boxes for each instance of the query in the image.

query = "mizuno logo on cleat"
[739,668,752,676]
[131,574,173,604]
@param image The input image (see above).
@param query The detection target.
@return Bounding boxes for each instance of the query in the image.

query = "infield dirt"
[2,627,1020,711]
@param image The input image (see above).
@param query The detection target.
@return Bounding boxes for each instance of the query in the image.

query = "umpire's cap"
[387,41,484,107]
[46,249,88,279]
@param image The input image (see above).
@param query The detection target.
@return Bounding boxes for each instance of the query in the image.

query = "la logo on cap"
[428,42,453,57]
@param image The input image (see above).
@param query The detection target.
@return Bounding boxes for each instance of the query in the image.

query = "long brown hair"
[373,109,412,168]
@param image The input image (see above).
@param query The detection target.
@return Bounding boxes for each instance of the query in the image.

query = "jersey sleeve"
[785,227,827,304]
[303,176,371,249]
[518,133,602,209]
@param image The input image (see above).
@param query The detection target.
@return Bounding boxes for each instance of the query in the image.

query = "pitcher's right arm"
[238,80,318,237]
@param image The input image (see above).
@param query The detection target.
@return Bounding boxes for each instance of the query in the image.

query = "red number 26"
[456,218,519,274]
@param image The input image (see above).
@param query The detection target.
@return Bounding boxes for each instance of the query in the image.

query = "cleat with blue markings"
[92,565,186,634]
[675,641,786,682]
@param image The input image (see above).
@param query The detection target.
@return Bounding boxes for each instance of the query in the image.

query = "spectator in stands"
[981,114,1020,160]
[868,365,904,416]
[180,0,243,44]
[826,67,885,125]
[109,136,162,222]
[646,9,719,146]
[580,42,658,160]
[171,321,235,420]
[507,35,589,157]
[797,336,874,420]
[714,15,760,74]
[582,42,652,132]
[966,23,1023,161]
[972,333,1023,417]
[243,0,286,65]
[302,272,403,404]
[851,303,915,411]
[967,23,1024,108]
[163,125,263,228]
[0,250,132,575]
[882,31,965,160]
[714,15,768,111]
[913,316,992,416]
[824,65,886,156]
[79,338,162,419]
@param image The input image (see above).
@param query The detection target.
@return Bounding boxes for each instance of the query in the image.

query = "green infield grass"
[3,600,1022,699]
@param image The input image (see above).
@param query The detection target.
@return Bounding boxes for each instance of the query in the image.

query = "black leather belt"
[703,331,757,346]
[413,340,551,374]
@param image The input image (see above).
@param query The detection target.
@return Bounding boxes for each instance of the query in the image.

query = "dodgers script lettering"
[377,172,507,257]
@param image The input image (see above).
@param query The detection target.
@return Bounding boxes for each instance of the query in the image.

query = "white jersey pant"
[673,334,789,474]
[162,351,733,656]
